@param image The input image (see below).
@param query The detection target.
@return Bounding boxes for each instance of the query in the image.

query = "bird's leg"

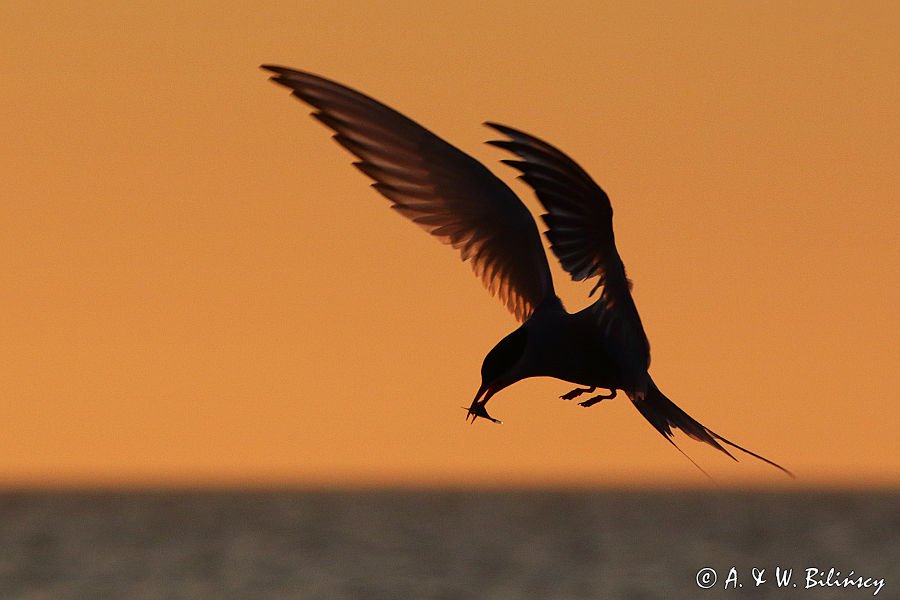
[560,386,596,401]
[579,389,617,407]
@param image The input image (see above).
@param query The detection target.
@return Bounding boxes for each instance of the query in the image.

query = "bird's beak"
[464,383,501,424]
[472,383,488,404]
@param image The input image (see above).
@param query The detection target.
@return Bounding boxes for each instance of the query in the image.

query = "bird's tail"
[631,379,794,478]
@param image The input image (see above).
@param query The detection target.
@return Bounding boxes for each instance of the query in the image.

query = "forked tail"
[632,380,794,478]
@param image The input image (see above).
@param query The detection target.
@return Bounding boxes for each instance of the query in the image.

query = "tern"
[262,65,792,477]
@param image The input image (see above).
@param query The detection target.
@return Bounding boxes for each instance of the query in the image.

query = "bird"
[261,65,793,477]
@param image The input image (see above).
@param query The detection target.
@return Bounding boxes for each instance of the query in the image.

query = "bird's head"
[479,325,529,391]
[466,325,530,424]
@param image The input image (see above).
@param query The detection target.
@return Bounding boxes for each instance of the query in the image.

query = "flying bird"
[262,65,792,477]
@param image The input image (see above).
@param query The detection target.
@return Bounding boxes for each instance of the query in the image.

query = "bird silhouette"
[262,65,792,477]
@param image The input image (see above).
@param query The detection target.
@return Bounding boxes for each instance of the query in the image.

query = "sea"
[0,489,895,599]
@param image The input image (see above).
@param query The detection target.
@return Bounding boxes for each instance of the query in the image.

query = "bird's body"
[494,300,625,391]
[262,65,792,477]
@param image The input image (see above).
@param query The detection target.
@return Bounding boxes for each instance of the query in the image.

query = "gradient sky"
[1,1,897,488]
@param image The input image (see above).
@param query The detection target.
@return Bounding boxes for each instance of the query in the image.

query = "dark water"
[0,489,895,599]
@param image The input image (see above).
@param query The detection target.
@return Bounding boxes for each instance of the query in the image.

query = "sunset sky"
[1,1,897,488]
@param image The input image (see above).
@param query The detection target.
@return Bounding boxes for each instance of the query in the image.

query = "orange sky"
[1,1,897,488]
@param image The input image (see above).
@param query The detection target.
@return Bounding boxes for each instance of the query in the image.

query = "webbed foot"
[579,389,617,407]
[560,386,596,401]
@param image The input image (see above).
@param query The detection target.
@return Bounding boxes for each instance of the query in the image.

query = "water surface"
[0,489,895,599]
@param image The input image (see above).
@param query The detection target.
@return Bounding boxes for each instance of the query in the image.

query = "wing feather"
[485,122,650,381]
[263,67,555,321]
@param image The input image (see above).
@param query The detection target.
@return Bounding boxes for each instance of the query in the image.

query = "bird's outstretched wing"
[485,123,650,381]
[262,66,555,321]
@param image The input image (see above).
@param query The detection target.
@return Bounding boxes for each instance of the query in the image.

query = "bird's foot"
[560,386,596,401]
[464,401,502,424]
[579,389,617,407]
